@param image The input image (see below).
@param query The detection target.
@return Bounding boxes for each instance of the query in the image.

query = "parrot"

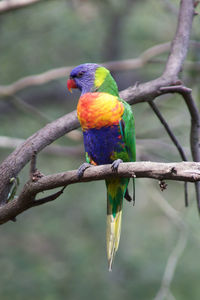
[67,63,136,271]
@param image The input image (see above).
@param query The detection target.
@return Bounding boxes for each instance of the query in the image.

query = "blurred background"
[0,0,200,299]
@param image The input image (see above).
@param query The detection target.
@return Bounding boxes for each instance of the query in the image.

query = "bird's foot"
[77,162,91,179]
[111,159,123,173]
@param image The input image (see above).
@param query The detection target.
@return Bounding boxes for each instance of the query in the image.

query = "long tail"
[106,177,129,271]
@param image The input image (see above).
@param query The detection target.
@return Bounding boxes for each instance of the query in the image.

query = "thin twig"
[149,101,188,161]
[32,186,67,206]
[149,100,189,206]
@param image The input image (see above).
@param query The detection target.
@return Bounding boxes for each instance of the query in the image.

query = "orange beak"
[67,79,77,93]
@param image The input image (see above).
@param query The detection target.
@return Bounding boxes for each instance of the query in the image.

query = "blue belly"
[83,125,124,165]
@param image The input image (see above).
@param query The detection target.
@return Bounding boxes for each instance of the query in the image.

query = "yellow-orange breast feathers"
[77,92,124,130]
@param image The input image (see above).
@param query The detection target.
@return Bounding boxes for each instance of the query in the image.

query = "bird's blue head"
[67,63,101,95]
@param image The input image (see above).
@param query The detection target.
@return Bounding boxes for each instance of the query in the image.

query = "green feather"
[95,67,119,96]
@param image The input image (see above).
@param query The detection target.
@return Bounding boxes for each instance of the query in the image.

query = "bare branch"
[30,161,200,189]
[163,0,194,78]
[0,161,200,225]
[0,0,43,14]
[32,186,66,206]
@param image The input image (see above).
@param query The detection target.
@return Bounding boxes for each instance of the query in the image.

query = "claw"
[77,162,91,179]
[111,159,123,173]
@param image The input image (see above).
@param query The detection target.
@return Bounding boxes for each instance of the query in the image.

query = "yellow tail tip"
[106,211,122,271]
[108,261,113,272]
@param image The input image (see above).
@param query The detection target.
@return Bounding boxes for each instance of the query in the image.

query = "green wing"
[119,98,136,162]
[119,98,136,205]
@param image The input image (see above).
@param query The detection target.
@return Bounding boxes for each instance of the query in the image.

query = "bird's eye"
[77,71,84,78]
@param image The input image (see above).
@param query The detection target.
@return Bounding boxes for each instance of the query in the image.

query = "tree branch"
[163,0,194,78]
[0,161,200,225]
[0,0,43,14]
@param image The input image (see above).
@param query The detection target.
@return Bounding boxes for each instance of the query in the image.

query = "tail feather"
[106,177,129,271]
[107,210,122,271]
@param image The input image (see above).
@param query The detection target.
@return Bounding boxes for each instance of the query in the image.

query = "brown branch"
[32,186,66,206]
[0,0,43,14]
[163,0,194,78]
[0,161,200,225]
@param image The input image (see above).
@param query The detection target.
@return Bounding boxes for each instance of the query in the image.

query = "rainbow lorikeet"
[67,63,136,270]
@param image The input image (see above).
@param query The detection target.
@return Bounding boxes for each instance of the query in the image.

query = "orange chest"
[77,92,124,130]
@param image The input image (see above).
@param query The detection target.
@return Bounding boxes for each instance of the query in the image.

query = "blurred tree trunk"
[100,0,140,61]
[102,11,124,61]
